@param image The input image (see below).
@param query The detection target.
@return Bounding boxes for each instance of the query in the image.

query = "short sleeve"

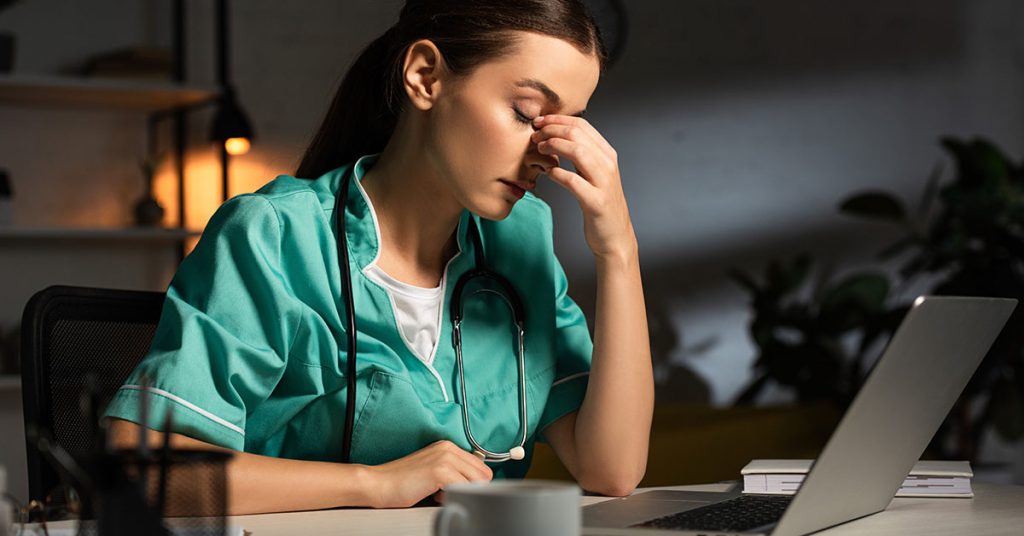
[102,195,303,450]
[537,253,594,442]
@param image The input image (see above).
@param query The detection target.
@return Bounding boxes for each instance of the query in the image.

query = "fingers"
[538,137,611,190]
[532,123,613,170]
[531,116,617,189]
[461,450,493,482]
[547,166,599,210]
[373,441,497,508]
[431,441,493,483]
[455,456,493,483]
[534,115,617,160]
[534,128,615,180]
[529,114,634,258]
[531,123,601,156]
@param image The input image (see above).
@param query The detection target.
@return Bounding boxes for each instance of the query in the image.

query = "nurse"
[104,0,653,514]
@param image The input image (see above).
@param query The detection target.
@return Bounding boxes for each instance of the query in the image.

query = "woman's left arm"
[531,114,654,496]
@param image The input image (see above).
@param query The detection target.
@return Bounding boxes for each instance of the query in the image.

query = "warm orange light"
[152,147,276,256]
[224,137,251,156]
[153,151,222,244]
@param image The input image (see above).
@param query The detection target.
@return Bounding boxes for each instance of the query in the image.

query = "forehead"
[468,31,601,113]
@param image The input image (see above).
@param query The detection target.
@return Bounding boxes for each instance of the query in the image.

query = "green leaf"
[941,136,1013,187]
[839,192,907,222]
[778,255,813,294]
[819,273,890,331]
[758,256,814,300]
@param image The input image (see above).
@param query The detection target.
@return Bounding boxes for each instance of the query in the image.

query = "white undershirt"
[364,264,445,364]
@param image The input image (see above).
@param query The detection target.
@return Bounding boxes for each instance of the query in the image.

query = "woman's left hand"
[532,114,637,262]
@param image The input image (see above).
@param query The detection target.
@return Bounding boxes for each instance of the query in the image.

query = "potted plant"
[730,256,907,407]
[839,136,1024,461]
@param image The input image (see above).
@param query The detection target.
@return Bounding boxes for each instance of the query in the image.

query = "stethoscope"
[335,171,529,464]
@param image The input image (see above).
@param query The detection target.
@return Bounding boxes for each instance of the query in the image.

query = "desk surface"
[225,482,1023,535]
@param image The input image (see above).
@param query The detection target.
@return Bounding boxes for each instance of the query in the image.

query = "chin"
[469,197,517,221]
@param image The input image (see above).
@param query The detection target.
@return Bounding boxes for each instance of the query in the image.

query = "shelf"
[0,74,218,111]
[0,226,202,241]
[0,375,20,391]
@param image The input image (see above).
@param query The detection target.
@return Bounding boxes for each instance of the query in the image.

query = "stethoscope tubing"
[336,175,359,464]
[335,172,528,465]
[453,288,529,462]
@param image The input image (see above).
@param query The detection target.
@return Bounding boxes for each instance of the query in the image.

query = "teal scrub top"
[103,153,594,479]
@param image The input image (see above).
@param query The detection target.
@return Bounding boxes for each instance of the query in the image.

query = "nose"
[526,132,559,175]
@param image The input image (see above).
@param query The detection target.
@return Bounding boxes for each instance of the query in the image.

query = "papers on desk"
[741,459,974,498]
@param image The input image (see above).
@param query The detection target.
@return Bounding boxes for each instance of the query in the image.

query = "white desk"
[225,482,1024,535]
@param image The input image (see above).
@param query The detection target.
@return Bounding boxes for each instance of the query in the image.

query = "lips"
[500,179,535,193]
[500,180,526,199]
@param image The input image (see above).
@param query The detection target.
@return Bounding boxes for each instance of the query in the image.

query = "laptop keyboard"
[631,494,793,532]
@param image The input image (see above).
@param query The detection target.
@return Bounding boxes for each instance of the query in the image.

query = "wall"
[550,0,1024,403]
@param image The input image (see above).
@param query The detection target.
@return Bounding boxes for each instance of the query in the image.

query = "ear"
[402,39,446,112]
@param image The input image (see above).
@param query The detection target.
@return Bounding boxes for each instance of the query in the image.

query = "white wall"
[1,0,1023,500]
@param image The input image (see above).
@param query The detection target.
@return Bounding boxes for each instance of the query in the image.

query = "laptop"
[582,295,1017,536]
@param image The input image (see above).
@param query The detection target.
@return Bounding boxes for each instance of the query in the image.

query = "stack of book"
[741,459,973,498]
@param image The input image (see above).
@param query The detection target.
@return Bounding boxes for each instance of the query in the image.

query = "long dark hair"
[294,0,607,179]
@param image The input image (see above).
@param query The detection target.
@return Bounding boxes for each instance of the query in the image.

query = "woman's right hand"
[364,440,493,508]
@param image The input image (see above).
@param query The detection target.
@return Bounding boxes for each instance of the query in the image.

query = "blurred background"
[1,0,1022,503]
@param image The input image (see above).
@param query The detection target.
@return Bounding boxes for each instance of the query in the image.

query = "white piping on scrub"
[118,384,245,436]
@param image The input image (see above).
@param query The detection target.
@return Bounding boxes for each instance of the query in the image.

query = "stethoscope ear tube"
[449,269,527,326]
[451,217,526,325]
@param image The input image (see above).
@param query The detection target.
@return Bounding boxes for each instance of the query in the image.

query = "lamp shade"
[209,86,254,149]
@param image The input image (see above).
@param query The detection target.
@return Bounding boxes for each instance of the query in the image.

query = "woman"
[105,0,653,514]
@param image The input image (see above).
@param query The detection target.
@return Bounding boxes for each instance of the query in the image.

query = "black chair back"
[20,285,165,501]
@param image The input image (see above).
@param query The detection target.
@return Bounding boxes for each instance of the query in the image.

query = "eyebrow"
[514,78,587,118]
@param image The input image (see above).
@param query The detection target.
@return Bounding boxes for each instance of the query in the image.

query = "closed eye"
[512,106,535,127]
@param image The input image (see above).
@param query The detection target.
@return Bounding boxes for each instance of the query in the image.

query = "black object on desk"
[26,374,233,535]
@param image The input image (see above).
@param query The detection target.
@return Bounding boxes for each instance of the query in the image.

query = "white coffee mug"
[434,480,582,536]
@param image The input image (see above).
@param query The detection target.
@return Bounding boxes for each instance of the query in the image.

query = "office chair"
[20,285,165,502]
